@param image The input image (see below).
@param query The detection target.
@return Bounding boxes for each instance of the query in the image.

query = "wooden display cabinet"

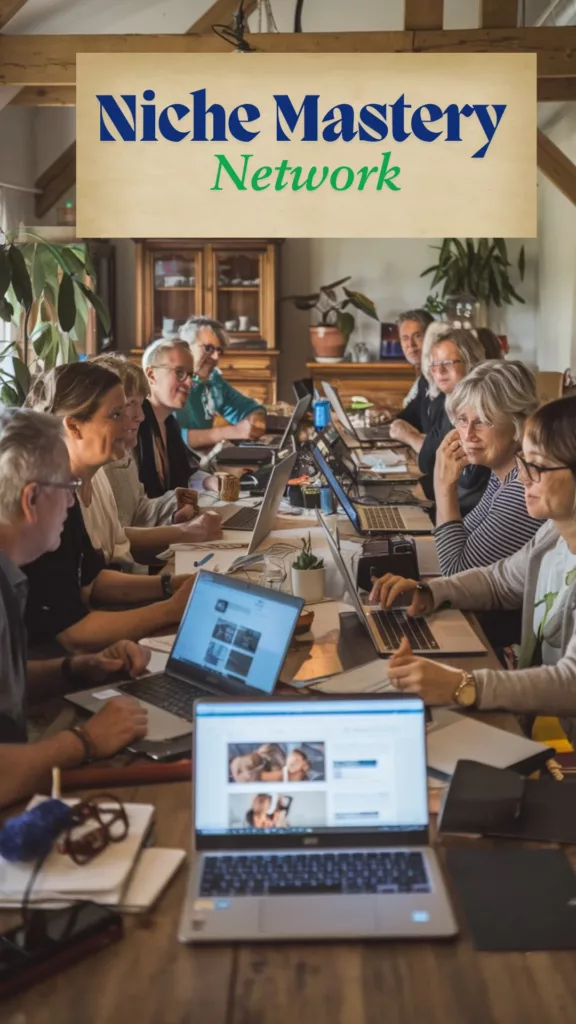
[308,361,417,412]
[132,239,280,405]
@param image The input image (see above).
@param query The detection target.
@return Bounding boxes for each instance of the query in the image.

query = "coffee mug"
[224,319,238,331]
[238,315,250,331]
[215,473,240,502]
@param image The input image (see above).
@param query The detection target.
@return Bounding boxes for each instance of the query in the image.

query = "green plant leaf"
[518,244,525,280]
[321,276,350,291]
[82,244,97,285]
[8,245,33,310]
[58,247,86,277]
[0,383,20,407]
[74,276,111,335]
[0,297,14,322]
[342,288,378,320]
[0,248,11,298]
[11,356,30,396]
[31,321,54,357]
[32,246,59,302]
[336,310,355,342]
[58,272,77,332]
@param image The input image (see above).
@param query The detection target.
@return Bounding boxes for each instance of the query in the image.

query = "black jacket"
[395,375,434,435]
[136,399,200,498]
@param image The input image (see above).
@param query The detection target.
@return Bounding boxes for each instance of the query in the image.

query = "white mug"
[224,319,238,331]
[238,315,250,331]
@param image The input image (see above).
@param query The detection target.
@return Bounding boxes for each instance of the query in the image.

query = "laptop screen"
[170,572,302,694]
[322,382,355,435]
[312,441,360,531]
[279,394,311,448]
[194,698,428,837]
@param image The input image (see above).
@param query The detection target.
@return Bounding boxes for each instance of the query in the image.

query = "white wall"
[537,106,576,372]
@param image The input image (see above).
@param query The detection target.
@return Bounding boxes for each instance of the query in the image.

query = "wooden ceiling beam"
[537,129,576,206]
[404,0,443,30]
[2,28,576,87]
[186,0,258,34]
[35,142,76,219]
[479,0,517,29]
[9,86,76,106]
[0,0,27,31]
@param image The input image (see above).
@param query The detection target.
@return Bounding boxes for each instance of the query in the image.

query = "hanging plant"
[0,228,111,406]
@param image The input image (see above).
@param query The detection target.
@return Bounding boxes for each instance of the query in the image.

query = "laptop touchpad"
[260,897,376,936]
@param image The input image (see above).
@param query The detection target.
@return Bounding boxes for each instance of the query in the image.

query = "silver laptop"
[66,571,303,745]
[312,439,432,535]
[218,450,297,551]
[316,512,485,656]
[322,381,392,444]
[214,394,311,464]
[178,695,457,942]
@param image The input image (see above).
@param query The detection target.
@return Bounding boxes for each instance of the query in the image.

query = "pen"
[194,552,214,568]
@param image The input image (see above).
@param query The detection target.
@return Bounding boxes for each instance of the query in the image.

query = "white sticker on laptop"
[92,688,122,700]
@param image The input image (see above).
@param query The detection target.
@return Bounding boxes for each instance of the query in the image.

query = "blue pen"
[193,552,214,568]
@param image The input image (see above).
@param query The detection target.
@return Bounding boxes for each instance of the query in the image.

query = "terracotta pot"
[310,325,346,361]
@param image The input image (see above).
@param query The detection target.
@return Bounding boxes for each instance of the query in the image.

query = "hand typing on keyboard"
[368,573,434,616]
[387,636,467,705]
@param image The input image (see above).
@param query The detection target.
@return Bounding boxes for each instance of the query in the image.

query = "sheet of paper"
[174,545,249,576]
[139,635,176,654]
[426,714,549,777]
[310,659,392,693]
[360,451,407,468]
[415,536,441,576]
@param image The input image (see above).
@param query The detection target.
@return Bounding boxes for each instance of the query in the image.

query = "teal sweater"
[175,369,263,442]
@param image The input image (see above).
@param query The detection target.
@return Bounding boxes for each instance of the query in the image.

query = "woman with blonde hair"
[390,319,450,450]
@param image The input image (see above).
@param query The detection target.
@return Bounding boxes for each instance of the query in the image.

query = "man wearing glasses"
[0,406,148,808]
[175,316,266,450]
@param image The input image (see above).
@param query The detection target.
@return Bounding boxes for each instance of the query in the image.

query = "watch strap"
[160,573,173,599]
[67,724,97,764]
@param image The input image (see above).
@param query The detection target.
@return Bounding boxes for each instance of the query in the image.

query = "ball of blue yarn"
[0,799,74,862]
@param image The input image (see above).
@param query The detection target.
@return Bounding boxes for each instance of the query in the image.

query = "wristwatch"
[453,671,478,708]
[160,573,173,599]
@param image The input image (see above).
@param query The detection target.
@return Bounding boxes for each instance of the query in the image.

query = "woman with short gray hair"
[175,315,266,450]
[433,360,543,575]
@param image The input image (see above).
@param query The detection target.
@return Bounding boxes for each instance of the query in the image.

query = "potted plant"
[283,276,379,362]
[0,227,110,406]
[421,238,525,351]
[291,534,325,604]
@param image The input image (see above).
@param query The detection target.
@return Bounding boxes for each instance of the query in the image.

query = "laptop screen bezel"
[166,570,303,694]
[278,393,312,449]
[321,381,358,440]
[192,693,429,851]
[311,440,361,532]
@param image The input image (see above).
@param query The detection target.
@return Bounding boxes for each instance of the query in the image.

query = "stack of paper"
[0,800,186,913]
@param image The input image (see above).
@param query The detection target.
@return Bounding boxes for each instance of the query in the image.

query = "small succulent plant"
[292,534,324,571]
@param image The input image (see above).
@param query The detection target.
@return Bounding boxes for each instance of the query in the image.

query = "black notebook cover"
[446,848,576,951]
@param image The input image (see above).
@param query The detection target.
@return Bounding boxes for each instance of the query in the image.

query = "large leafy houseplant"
[283,275,379,360]
[0,228,111,406]
[421,238,526,317]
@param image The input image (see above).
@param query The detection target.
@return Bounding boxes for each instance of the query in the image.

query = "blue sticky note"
[215,899,231,910]
[412,910,429,923]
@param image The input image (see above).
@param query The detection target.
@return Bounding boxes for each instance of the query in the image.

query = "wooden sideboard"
[308,360,417,412]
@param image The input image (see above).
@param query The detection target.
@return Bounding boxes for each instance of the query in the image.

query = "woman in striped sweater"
[433,360,543,575]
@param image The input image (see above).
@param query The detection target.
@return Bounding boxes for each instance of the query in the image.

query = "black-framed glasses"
[33,478,82,496]
[155,365,194,382]
[200,343,224,357]
[515,453,575,483]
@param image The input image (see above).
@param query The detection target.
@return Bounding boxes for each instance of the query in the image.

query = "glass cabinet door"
[151,249,202,339]
[212,249,264,342]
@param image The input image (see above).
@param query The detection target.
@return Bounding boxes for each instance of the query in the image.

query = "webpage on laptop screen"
[195,699,428,835]
[172,575,300,693]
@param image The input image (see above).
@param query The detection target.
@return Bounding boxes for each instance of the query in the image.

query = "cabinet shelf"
[217,286,260,292]
[155,285,196,292]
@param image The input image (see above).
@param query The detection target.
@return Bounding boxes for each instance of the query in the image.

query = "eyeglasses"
[430,359,463,371]
[454,415,494,432]
[57,794,129,866]
[155,365,194,382]
[515,453,575,484]
[199,343,224,356]
[33,478,82,495]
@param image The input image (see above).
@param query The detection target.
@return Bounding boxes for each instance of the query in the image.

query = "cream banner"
[76,52,536,238]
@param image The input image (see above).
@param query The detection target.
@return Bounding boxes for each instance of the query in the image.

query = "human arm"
[433,429,468,528]
[125,511,223,560]
[26,640,151,702]
[389,419,425,452]
[0,697,148,809]
[87,568,191,607]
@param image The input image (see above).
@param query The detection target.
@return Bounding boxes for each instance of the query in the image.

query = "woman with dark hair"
[24,363,194,653]
[369,396,576,746]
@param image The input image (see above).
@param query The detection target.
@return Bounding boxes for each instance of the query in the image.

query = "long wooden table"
[4,509,575,1023]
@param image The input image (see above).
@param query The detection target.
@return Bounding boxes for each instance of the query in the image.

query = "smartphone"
[0,903,123,1001]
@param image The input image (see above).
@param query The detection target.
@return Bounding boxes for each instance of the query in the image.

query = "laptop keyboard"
[360,506,405,531]
[224,506,258,531]
[199,850,430,897]
[372,610,440,651]
[118,675,204,721]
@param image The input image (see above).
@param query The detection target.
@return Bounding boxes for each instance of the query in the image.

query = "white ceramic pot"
[291,567,325,604]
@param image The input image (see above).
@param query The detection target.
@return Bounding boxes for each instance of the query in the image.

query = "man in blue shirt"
[175,316,266,449]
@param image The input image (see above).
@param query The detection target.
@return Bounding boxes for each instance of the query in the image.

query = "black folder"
[439,759,576,845]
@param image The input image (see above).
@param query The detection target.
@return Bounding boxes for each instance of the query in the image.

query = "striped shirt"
[433,467,544,576]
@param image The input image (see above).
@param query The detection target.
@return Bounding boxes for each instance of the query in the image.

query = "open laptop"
[214,395,311,464]
[218,450,297,549]
[318,423,421,488]
[312,438,432,535]
[66,571,304,746]
[316,511,485,656]
[178,694,457,942]
[322,381,392,444]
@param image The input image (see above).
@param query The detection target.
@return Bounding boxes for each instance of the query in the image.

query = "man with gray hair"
[0,405,149,807]
[175,315,266,449]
